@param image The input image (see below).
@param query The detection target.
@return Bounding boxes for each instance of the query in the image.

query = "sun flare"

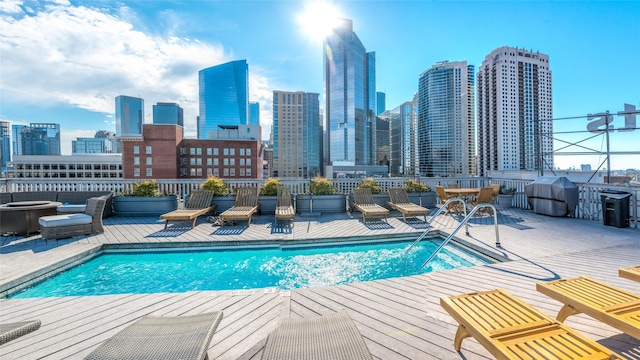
[297,1,342,41]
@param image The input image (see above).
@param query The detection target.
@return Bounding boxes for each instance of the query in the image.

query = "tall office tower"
[477,47,553,175]
[249,102,260,125]
[376,92,386,115]
[198,60,249,139]
[152,102,184,126]
[376,116,389,167]
[272,90,321,178]
[73,130,121,154]
[115,95,144,136]
[388,94,419,177]
[12,123,61,155]
[0,121,10,170]
[324,19,376,167]
[418,61,476,177]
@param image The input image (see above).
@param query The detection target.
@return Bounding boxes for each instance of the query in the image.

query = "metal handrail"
[404,198,469,254]
[421,203,501,268]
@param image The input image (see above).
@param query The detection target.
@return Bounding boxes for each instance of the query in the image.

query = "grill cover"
[525,176,578,216]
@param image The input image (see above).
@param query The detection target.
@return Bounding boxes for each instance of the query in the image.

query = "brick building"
[121,124,263,179]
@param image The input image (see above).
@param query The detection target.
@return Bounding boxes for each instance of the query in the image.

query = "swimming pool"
[9,237,494,298]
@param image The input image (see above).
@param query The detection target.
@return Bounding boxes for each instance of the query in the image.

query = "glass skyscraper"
[115,95,144,136]
[324,19,376,166]
[12,123,61,156]
[152,102,183,126]
[418,61,476,177]
[249,102,260,126]
[198,60,249,139]
[388,94,419,177]
[0,121,10,171]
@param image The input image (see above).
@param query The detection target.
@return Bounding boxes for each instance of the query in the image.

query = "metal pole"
[606,111,611,184]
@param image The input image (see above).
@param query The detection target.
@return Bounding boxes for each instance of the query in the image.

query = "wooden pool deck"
[1,207,639,359]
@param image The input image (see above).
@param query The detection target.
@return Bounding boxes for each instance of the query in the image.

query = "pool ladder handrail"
[404,198,469,255]
[420,203,501,269]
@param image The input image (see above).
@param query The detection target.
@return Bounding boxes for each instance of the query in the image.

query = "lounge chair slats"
[0,320,41,345]
[261,311,372,360]
[160,190,215,229]
[537,276,640,339]
[351,188,389,223]
[219,187,258,227]
[387,188,429,222]
[85,312,223,360]
[619,265,640,282]
[275,186,294,226]
[440,288,625,359]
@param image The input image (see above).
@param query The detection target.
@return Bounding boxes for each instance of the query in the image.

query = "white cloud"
[0,2,232,135]
[0,0,23,14]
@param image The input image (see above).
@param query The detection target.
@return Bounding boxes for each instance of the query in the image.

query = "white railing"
[1,177,637,228]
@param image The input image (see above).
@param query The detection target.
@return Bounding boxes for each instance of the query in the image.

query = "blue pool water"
[10,239,491,298]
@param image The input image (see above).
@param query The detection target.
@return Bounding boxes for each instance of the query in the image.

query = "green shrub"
[130,180,163,197]
[200,176,231,196]
[309,176,337,195]
[404,179,430,192]
[261,178,281,196]
[357,177,382,194]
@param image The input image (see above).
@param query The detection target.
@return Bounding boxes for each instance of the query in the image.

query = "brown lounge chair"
[274,186,295,227]
[387,188,429,222]
[537,276,640,339]
[219,187,259,227]
[619,265,640,282]
[441,288,625,359]
[351,188,389,223]
[85,312,223,360]
[261,311,372,360]
[160,190,215,229]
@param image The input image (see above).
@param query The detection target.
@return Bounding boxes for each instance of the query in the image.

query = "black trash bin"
[600,190,631,228]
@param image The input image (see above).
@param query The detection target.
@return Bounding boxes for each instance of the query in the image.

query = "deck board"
[1,207,639,359]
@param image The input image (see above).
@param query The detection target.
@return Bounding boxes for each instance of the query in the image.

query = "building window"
[133,157,140,165]
[196,168,202,176]
[207,148,212,155]
[246,158,251,166]
[133,146,139,154]
[229,168,235,176]
[190,158,196,165]
[240,148,245,156]
[246,168,251,177]
[223,148,229,155]
[246,148,251,156]
[134,168,140,177]
[190,148,196,155]
[145,146,152,154]
[196,158,202,165]
[223,168,229,176]
[207,158,212,165]
[223,158,229,166]
[229,158,235,166]
[190,168,196,176]
[207,168,213,176]
[240,159,245,166]
[229,148,235,156]
[213,148,219,155]
[146,157,152,165]
[213,168,219,177]
[146,168,152,176]
[213,158,219,166]
[196,148,202,155]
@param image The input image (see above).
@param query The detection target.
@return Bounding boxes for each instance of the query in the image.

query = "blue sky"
[1,0,638,170]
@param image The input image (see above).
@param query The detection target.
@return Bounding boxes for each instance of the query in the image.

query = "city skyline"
[1,0,638,170]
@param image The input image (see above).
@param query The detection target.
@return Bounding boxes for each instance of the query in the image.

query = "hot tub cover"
[525,176,578,216]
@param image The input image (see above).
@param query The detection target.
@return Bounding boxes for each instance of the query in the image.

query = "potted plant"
[113,180,178,217]
[404,179,436,207]
[498,186,516,208]
[200,176,234,213]
[258,178,281,215]
[297,177,345,214]
[355,177,388,208]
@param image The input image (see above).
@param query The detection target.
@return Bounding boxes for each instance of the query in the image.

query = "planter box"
[296,194,347,214]
[258,195,278,215]
[498,194,514,208]
[210,195,236,214]
[113,195,178,217]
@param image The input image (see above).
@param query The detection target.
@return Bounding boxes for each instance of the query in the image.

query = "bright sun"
[297,1,342,42]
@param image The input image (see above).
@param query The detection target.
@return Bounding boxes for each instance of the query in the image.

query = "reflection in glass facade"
[0,121,10,171]
[249,102,260,125]
[115,95,144,136]
[389,94,419,176]
[418,61,475,177]
[12,123,61,156]
[153,102,184,126]
[273,91,321,178]
[324,19,376,166]
[198,60,249,139]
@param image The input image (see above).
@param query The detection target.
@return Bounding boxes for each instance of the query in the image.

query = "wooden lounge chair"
[274,186,295,227]
[435,185,460,214]
[619,265,640,282]
[537,276,640,339]
[160,190,215,229]
[85,312,223,360]
[351,188,389,223]
[440,288,625,359]
[0,320,41,345]
[470,187,494,215]
[261,311,372,360]
[219,187,259,227]
[387,188,429,222]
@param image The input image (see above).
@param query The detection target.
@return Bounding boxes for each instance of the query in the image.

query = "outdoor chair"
[261,311,372,360]
[441,288,625,359]
[537,276,640,339]
[160,190,215,229]
[435,186,461,215]
[619,265,640,282]
[219,187,259,227]
[0,320,41,345]
[84,312,223,360]
[470,187,494,215]
[274,186,295,227]
[387,188,429,222]
[351,188,389,223]
[38,197,106,240]
[489,184,501,203]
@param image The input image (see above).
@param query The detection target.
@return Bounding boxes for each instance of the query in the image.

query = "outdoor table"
[0,201,62,236]
[444,188,480,207]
